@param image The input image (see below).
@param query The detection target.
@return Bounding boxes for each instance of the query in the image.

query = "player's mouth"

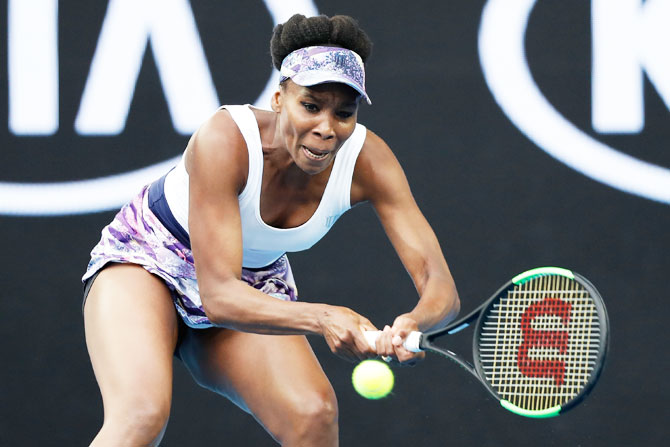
[302,145,330,161]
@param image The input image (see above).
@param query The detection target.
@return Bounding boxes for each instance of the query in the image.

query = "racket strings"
[478,274,602,412]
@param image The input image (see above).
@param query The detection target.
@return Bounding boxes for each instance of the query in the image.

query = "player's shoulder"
[185,108,249,190]
[188,108,247,165]
[352,128,405,204]
[357,128,402,172]
[361,128,390,153]
[196,107,245,147]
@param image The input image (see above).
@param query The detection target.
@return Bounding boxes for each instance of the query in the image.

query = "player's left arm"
[352,130,461,361]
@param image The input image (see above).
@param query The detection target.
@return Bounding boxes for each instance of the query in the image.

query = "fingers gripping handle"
[363,330,423,353]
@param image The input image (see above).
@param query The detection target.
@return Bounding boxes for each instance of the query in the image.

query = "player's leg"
[84,264,180,446]
[177,329,338,446]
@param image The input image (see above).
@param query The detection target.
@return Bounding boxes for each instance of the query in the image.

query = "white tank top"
[163,105,367,268]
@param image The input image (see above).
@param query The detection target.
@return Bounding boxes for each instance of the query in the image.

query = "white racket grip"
[363,330,423,353]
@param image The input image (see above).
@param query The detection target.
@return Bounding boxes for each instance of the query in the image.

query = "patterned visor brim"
[279,46,371,105]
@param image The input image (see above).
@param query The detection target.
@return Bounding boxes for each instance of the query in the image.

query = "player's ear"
[271,89,282,113]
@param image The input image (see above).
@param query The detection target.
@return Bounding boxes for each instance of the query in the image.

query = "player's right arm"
[186,109,376,361]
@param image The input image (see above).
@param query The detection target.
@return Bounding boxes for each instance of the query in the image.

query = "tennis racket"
[364,267,609,418]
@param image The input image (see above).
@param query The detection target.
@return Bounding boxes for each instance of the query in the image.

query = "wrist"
[405,309,438,332]
[308,302,331,336]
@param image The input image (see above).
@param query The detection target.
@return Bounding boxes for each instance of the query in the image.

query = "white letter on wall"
[592,0,670,133]
[75,0,219,135]
[8,0,59,135]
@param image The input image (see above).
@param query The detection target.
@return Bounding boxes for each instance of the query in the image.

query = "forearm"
[407,273,460,332]
[201,278,327,335]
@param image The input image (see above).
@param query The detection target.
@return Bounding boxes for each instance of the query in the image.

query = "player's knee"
[130,402,170,438]
[289,388,339,438]
[103,399,170,444]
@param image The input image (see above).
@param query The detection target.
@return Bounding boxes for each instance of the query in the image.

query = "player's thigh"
[84,264,179,415]
[178,329,336,425]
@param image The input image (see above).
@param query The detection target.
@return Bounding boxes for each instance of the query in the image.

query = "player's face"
[273,80,360,175]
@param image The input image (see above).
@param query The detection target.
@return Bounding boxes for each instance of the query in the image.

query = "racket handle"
[363,330,423,353]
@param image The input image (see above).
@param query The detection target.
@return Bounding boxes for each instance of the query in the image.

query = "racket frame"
[416,267,609,418]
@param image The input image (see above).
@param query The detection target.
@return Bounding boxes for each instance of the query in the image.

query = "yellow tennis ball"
[352,359,394,399]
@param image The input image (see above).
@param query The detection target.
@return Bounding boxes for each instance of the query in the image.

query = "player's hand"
[375,314,426,366]
[317,304,378,362]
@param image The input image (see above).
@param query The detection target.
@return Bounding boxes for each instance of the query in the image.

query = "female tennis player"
[82,13,460,446]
